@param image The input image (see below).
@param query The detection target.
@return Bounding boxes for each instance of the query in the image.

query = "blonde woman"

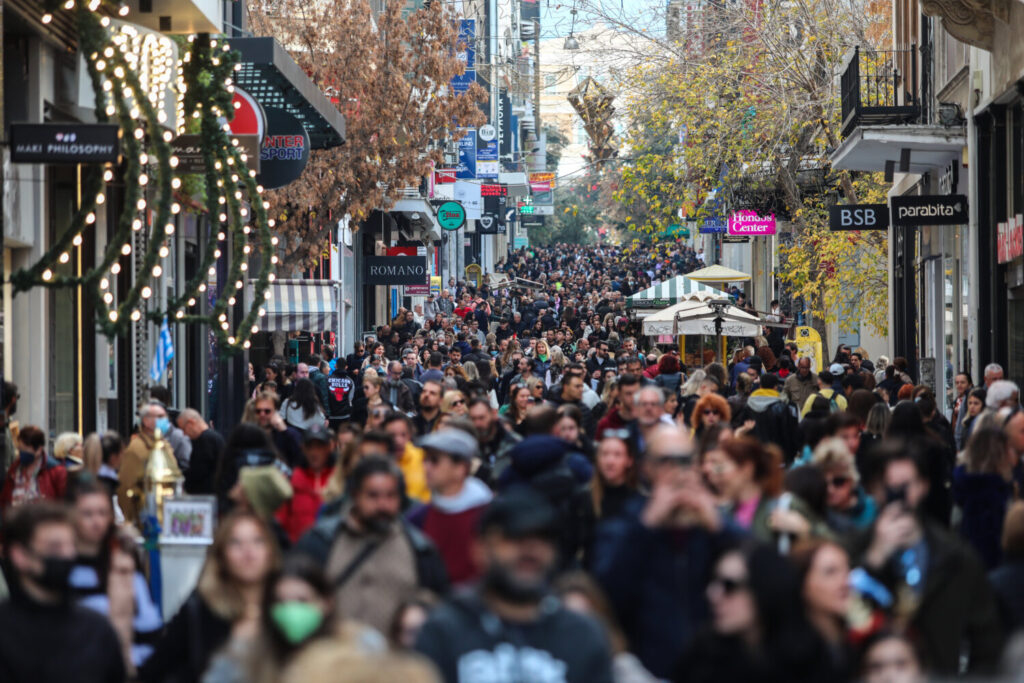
[534,340,552,378]
[526,376,546,403]
[141,511,280,681]
[440,391,468,418]
[545,346,568,389]
[54,431,84,470]
[353,374,391,427]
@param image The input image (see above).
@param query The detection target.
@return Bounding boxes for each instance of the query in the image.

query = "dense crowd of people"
[2,242,1024,682]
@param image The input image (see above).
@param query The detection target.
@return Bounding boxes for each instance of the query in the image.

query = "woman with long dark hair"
[280,379,326,433]
[499,384,532,429]
[886,401,953,525]
[952,427,1019,568]
[580,435,644,569]
[790,539,854,677]
[674,541,832,682]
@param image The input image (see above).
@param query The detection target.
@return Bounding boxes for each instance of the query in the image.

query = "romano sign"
[890,194,968,226]
[364,256,429,285]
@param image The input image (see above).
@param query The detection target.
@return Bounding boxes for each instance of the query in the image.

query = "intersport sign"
[891,195,968,226]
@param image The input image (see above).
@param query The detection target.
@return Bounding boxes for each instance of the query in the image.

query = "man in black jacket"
[548,371,596,439]
[737,373,801,464]
[177,408,225,494]
[0,502,125,683]
[415,488,613,683]
[294,456,447,634]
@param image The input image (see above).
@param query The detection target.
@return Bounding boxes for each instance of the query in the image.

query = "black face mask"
[482,559,554,605]
[30,554,75,597]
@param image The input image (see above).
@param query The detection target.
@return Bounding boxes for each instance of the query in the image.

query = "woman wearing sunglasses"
[351,374,392,429]
[440,391,468,419]
[674,542,832,682]
[812,437,877,534]
[691,393,731,441]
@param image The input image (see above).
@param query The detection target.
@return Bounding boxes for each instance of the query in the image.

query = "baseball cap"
[479,487,559,539]
[303,423,333,445]
[416,429,478,462]
[828,363,845,375]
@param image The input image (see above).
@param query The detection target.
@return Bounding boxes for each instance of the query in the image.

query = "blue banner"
[699,216,727,233]
[452,20,476,94]
[456,129,476,179]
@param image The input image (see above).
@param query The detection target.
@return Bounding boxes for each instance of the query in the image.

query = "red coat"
[1,457,69,514]
[276,466,335,543]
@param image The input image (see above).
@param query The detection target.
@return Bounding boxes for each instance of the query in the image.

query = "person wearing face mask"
[415,487,614,683]
[0,501,126,683]
[294,456,448,634]
[117,401,182,525]
[1,425,68,515]
[203,555,385,683]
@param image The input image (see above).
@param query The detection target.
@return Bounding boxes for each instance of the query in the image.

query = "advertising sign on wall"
[258,107,310,189]
[728,211,776,236]
[364,256,429,285]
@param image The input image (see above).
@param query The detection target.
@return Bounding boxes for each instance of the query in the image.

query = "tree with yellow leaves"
[583,0,890,337]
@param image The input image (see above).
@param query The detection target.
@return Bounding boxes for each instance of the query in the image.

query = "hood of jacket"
[747,389,782,413]
[430,477,493,514]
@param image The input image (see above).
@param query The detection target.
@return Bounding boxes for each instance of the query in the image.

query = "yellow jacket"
[801,388,847,418]
[399,443,430,502]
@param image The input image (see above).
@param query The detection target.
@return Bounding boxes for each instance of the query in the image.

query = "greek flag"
[149,318,175,382]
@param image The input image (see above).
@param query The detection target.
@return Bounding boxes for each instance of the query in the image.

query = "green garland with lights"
[8,0,275,353]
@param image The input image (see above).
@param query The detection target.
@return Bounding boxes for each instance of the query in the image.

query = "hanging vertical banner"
[456,129,477,179]
[499,92,513,157]
[477,125,499,179]
[451,19,476,94]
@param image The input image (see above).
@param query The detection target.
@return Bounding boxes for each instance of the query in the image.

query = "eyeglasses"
[826,475,851,488]
[708,575,749,596]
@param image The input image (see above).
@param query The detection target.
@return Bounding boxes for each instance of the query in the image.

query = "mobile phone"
[885,484,908,506]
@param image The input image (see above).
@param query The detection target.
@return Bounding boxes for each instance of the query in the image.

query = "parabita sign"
[364,256,429,285]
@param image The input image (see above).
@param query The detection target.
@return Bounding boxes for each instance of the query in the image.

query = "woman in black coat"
[674,541,835,683]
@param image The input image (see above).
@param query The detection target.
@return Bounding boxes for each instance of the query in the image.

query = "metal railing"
[840,45,920,138]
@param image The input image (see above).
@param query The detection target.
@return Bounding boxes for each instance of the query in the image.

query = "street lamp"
[564,34,580,50]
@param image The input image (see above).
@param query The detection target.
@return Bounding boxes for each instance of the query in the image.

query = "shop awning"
[643,300,762,337]
[685,265,752,283]
[626,275,727,310]
[248,279,338,332]
[230,37,346,150]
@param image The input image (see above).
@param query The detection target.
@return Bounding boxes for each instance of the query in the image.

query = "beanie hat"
[239,466,293,520]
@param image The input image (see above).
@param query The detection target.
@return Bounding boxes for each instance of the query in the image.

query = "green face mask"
[270,601,324,645]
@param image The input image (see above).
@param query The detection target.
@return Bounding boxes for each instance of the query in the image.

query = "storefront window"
[48,166,79,436]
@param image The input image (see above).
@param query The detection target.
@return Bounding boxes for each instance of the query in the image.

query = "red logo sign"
[998,214,1023,264]
[435,169,457,184]
[481,184,507,197]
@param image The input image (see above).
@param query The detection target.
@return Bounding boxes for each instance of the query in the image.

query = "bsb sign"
[364,256,429,285]
[891,194,968,226]
[829,204,888,231]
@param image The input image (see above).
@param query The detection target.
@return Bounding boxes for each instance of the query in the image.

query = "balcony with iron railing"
[840,46,920,138]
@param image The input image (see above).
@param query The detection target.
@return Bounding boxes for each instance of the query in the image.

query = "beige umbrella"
[686,264,752,283]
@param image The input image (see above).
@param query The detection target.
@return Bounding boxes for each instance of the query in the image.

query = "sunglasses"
[256,408,274,415]
[826,475,851,488]
[452,400,465,406]
[709,576,749,596]
[372,409,388,417]
[703,409,720,416]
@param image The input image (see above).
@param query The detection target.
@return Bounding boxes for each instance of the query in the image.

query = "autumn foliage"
[247,0,486,266]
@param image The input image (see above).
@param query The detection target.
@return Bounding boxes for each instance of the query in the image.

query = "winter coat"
[739,388,801,464]
[277,466,336,544]
[139,591,232,683]
[1,455,68,516]
[989,559,1024,633]
[406,477,492,585]
[783,371,818,409]
[591,505,735,679]
[952,465,1016,569]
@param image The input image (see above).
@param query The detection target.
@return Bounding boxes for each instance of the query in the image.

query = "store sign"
[829,204,888,231]
[258,108,310,189]
[437,201,467,231]
[481,184,507,197]
[890,194,968,226]
[364,256,428,285]
[435,168,457,184]
[456,129,476,179]
[405,285,430,295]
[10,123,120,163]
[998,214,1024,264]
[229,88,266,140]
[529,171,555,191]
[699,216,727,234]
[728,211,776,235]
[723,235,750,244]
[454,181,482,219]
[173,134,261,174]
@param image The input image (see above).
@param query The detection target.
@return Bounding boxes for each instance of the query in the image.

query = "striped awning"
[626,276,728,309]
[247,279,338,332]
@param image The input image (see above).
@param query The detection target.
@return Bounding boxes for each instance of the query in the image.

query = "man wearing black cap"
[278,424,337,544]
[407,429,493,586]
[415,487,613,683]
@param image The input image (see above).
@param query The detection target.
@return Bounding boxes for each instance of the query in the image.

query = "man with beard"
[853,444,1003,675]
[414,380,444,436]
[295,456,447,634]
[415,487,613,683]
[783,356,818,408]
[0,502,125,682]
